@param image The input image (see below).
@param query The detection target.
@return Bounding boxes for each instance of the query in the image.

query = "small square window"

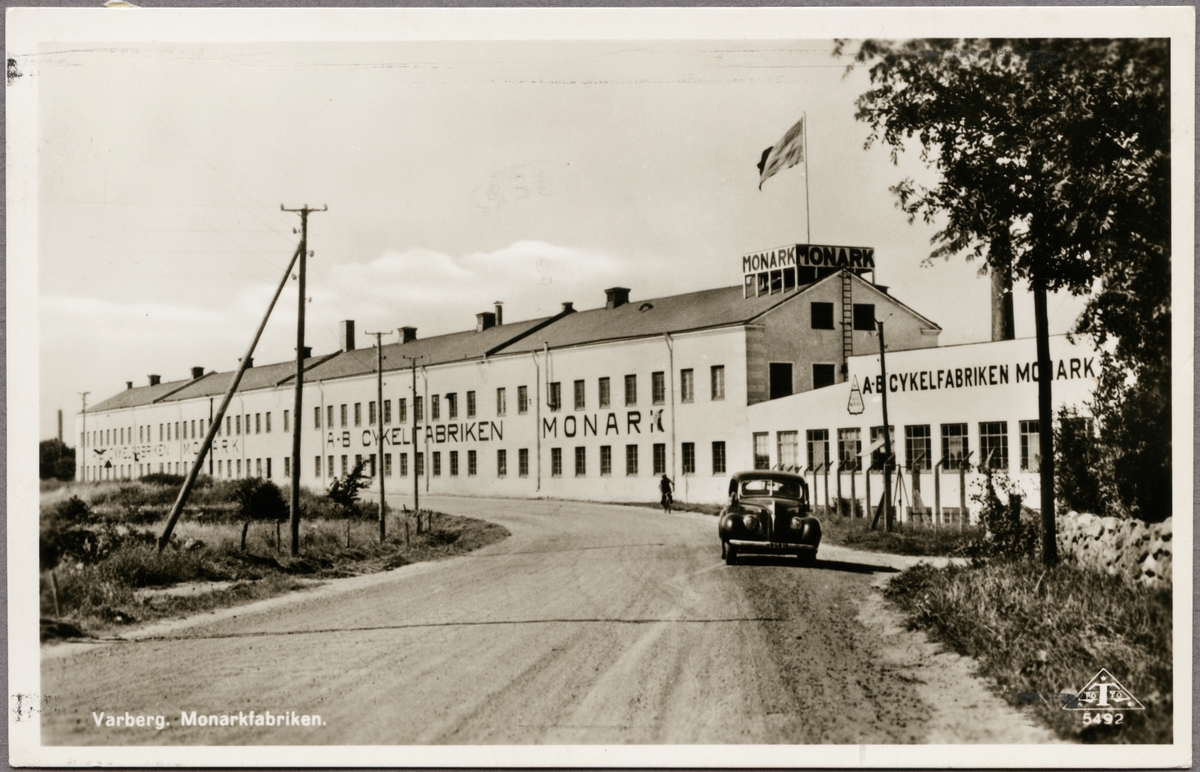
[811,302,835,330]
[853,303,876,331]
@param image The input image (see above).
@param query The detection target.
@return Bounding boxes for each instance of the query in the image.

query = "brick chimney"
[239,357,253,368]
[297,346,312,359]
[399,326,418,344]
[340,320,356,351]
[561,302,575,313]
[494,301,504,326]
[126,381,133,390]
[476,312,496,332]
[191,366,204,379]
[148,374,161,386]
[604,287,630,310]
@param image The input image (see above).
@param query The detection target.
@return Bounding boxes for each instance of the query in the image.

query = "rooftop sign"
[742,244,875,275]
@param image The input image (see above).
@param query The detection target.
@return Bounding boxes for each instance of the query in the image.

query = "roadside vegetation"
[39,470,508,640]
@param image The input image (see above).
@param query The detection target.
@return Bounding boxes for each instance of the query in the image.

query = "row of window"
[87,410,289,449]
[754,421,1044,474]
[811,301,877,332]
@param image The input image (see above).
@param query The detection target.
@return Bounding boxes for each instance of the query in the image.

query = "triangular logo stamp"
[847,376,865,415]
[1063,669,1145,711]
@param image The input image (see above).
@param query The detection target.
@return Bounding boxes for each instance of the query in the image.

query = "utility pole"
[402,354,424,519]
[366,331,394,542]
[281,203,326,557]
[877,319,894,532]
[1033,280,1057,565]
[78,392,90,482]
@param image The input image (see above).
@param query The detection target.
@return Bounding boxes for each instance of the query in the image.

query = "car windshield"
[740,478,804,500]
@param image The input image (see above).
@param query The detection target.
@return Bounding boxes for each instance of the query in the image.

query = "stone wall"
[1056,512,1172,588]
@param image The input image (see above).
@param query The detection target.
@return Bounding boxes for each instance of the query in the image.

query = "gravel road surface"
[41,496,1049,745]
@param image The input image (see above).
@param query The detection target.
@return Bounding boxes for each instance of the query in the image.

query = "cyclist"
[659,474,675,513]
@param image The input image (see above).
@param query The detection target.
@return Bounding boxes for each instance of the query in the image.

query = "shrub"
[326,460,370,517]
[231,478,288,550]
[40,439,76,481]
[966,468,1039,560]
[140,472,186,487]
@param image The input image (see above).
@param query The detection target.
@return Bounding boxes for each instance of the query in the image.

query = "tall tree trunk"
[1033,280,1058,566]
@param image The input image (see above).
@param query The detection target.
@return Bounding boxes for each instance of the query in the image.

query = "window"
[838,428,862,472]
[237,459,242,477]
[384,453,393,477]
[625,445,639,475]
[549,382,561,412]
[255,413,261,434]
[327,405,334,429]
[682,442,695,475]
[941,423,969,470]
[466,391,476,418]
[254,458,261,477]
[806,429,829,470]
[650,443,665,475]
[282,411,288,432]
[600,445,612,476]
[415,452,424,477]
[575,447,587,476]
[414,396,424,423]
[339,404,347,427]
[368,454,376,477]
[383,399,392,424]
[518,448,529,477]
[315,456,321,477]
[400,452,409,477]
[624,374,637,406]
[398,398,407,423]
[905,425,932,471]
[753,432,771,470]
[811,301,835,330]
[497,449,507,477]
[651,372,666,405]
[431,395,440,421]
[777,431,799,468]
[314,407,321,429]
[598,377,611,408]
[353,403,361,427]
[711,366,725,400]
[712,441,727,474]
[234,417,240,436]
[813,364,836,390]
[328,455,335,477]
[550,448,562,477]
[355,454,363,474]
[369,401,377,425]
[979,422,1009,470]
[432,452,441,476]
[573,380,585,410]
[513,386,523,415]
[870,426,895,471]
[680,369,694,403]
[853,303,876,331]
[447,393,457,420]
[497,387,510,416]
[468,450,477,476]
[449,450,459,476]
[1019,420,1040,472]
[770,363,794,399]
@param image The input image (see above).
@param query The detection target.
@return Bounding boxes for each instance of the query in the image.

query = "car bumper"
[727,539,818,553]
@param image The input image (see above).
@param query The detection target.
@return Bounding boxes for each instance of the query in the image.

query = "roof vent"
[639,302,654,312]
[239,357,253,368]
[604,287,630,310]
[191,366,205,379]
[561,302,575,314]
[494,301,504,326]
[399,326,418,344]
[148,374,161,386]
[876,285,889,295]
[297,346,312,359]
[476,312,496,332]
[126,381,133,390]
[340,320,356,351]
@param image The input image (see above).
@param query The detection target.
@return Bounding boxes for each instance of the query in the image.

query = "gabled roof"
[88,377,198,413]
[164,354,338,402]
[497,284,814,355]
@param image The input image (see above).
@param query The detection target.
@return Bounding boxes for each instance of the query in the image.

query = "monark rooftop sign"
[742,244,876,275]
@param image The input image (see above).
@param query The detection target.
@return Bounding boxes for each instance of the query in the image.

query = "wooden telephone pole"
[366,330,394,541]
[402,354,423,517]
[281,204,326,557]
[78,392,90,481]
[877,319,894,532]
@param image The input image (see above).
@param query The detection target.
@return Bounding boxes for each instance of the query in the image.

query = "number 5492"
[1082,712,1123,726]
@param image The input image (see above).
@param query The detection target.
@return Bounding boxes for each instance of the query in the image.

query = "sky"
[37,39,1090,440]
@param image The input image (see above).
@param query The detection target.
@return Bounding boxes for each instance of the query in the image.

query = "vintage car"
[718,471,821,565]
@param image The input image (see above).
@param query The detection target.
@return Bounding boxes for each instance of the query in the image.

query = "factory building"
[75,245,945,505]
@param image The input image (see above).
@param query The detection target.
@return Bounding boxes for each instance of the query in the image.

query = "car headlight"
[790,517,805,531]
[742,515,758,530]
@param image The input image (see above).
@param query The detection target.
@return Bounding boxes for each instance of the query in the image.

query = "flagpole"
[803,112,811,244]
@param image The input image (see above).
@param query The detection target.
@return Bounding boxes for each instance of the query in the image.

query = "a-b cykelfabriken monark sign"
[742,244,875,297]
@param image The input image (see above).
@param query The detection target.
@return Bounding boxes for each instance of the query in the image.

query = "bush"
[966,468,1039,560]
[40,439,77,481]
[139,472,186,487]
[231,478,288,550]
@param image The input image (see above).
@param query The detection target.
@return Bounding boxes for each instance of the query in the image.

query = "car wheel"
[724,544,738,565]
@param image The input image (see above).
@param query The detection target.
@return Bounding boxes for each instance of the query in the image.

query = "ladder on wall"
[840,269,854,377]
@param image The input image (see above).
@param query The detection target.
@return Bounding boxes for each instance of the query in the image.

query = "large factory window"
[415,396,424,423]
[680,369,694,403]
[711,366,725,400]
[712,442,726,474]
[434,452,442,476]
[450,451,459,476]
[369,401,377,425]
[777,431,799,468]
[255,414,261,434]
[447,393,458,420]
[753,432,771,470]
[328,455,335,477]
[574,380,585,410]
[812,363,835,390]
[467,391,476,418]
[1019,420,1040,472]
[468,450,477,476]
[328,405,335,428]
[653,443,666,475]
[625,445,639,475]
[870,426,895,470]
[416,452,425,477]
[575,447,586,476]
[625,375,638,406]
[770,363,794,398]
[549,382,562,412]
[838,428,861,471]
[341,455,348,476]
[400,453,409,477]
[314,407,321,429]
[941,424,969,470]
[551,448,562,476]
[518,449,528,477]
[355,403,362,427]
[384,399,392,424]
[853,303,876,331]
[497,387,508,416]
[805,430,827,471]
[284,457,291,477]
[432,395,440,420]
[315,456,321,477]
[598,377,611,408]
[398,398,407,423]
[652,372,666,404]
[979,422,1009,470]
[266,413,272,433]
[905,425,932,470]
[600,445,612,476]
[340,404,348,427]
[384,453,392,477]
[811,302,834,330]
[682,442,696,475]
[497,449,507,477]
[283,411,289,432]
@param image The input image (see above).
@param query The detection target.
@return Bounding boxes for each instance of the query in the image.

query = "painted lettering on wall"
[541,411,666,439]
[860,357,1097,395]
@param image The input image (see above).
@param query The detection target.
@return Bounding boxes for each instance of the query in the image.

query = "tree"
[231,478,289,551]
[39,439,76,481]
[841,39,1171,557]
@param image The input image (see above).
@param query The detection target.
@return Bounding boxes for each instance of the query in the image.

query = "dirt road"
[41,497,1049,745]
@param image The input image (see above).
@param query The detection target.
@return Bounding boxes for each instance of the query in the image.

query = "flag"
[757,116,805,190]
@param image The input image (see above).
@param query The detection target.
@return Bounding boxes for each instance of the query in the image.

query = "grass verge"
[821,514,979,556]
[884,560,1172,743]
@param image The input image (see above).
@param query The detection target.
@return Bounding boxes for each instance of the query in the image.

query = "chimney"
[340,320,356,351]
[126,381,133,390]
[476,312,497,332]
[58,410,63,442]
[494,301,504,326]
[875,285,890,295]
[561,302,575,314]
[991,265,1015,341]
[297,346,312,359]
[604,287,630,310]
[239,357,253,368]
[148,374,161,386]
[191,366,205,379]
[399,326,418,344]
